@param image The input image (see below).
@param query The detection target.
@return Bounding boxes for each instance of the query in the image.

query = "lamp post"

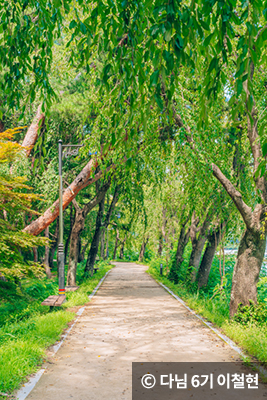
[58,140,83,296]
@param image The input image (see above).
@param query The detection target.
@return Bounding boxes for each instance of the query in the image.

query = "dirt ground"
[22,262,265,399]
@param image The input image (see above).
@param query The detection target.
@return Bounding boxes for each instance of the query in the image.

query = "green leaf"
[262,142,267,157]
[237,80,243,97]
[80,22,87,34]
[69,20,77,29]
[208,58,217,72]
[164,30,172,42]
[150,70,159,87]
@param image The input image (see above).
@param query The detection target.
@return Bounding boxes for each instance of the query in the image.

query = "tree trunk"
[0,119,5,133]
[139,235,149,262]
[78,237,82,263]
[80,239,90,261]
[67,213,82,286]
[175,223,190,267]
[157,233,163,257]
[119,235,126,259]
[212,165,267,315]
[168,218,191,283]
[22,104,45,156]
[84,196,105,277]
[105,229,109,259]
[33,247,38,262]
[44,226,52,279]
[230,226,266,317]
[113,229,120,259]
[100,229,105,259]
[197,228,221,288]
[66,182,110,286]
[189,212,211,282]
[23,159,115,236]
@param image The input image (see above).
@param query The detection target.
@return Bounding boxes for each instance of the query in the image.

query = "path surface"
[24,263,262,399]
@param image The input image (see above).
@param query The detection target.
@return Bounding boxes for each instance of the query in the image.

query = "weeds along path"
[22,262,260,399]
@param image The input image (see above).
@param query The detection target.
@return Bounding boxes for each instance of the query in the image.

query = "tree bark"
[23,160,115,236]
[100,229,105,259]
[230,225,266,317]
[212,164,267,315]
[84,196,105,277]
[105,229,109,259]
[157,206,167,257]
[119,235,126,259]
[139,235,149,262]
[33,247,38,262]
[113,229,120,259]
[197,227,222,288]
[43,226,52,279]
[168,216,191,283]
[22,104,45,156]
[67,182,110,286]
[80,239,90,261]
[189,211,212,281]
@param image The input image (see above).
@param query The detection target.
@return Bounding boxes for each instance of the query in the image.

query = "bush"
[233,301,267,326]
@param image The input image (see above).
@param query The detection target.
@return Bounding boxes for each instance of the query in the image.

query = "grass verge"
[0,261,113,396]
[147,263,267,364]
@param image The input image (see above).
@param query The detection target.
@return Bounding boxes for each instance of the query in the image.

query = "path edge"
[154,279,267,378]
[14,269,112,400]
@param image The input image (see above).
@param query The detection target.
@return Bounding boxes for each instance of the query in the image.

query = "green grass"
[0,260,113,395]
[147,261,267,364]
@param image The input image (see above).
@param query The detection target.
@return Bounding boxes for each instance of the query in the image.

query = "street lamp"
[58,140,83,296]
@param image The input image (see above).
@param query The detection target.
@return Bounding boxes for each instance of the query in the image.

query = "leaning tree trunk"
[22,104,45,156]
[230,226,266,317]
[43,226,52,279]
[189,212,211,282]
[175,222,190,267]
[168,214,191,283]
[197,228,221,288]
[212,164,267,316]
[84,196,105,277]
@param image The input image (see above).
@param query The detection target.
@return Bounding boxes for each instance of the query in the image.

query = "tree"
[0,129,46,280]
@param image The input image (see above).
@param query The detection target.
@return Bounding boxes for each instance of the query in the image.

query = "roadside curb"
[156,280,244,355]
[155,279,267,379]
[15,269,111,400]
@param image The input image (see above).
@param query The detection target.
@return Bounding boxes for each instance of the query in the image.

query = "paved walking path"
[24,263,262,399]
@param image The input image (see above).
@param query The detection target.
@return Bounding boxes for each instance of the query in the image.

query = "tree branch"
[212,163,253,229]
[83,181,110,217]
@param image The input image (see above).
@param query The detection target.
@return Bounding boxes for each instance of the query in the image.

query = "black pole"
[58,140,65,295]
[160,263,163,276]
